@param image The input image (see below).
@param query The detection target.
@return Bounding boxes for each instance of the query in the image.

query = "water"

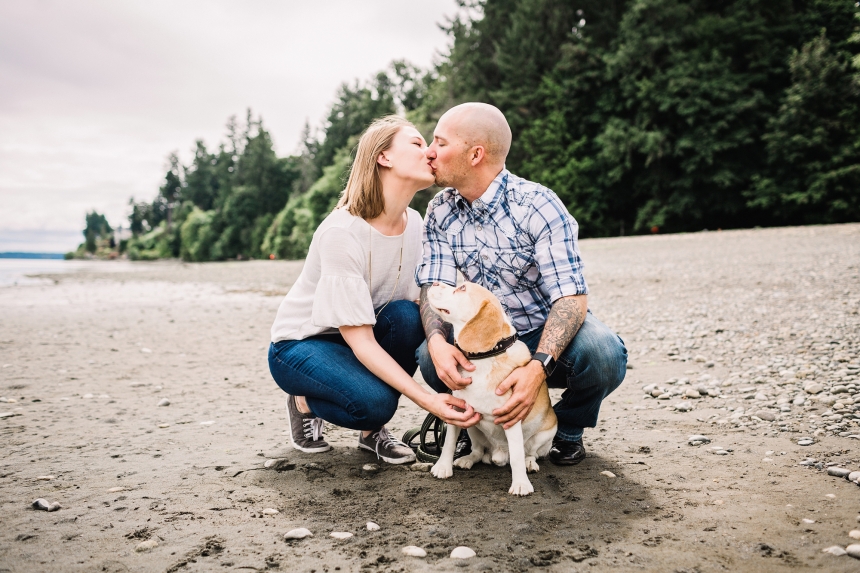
[0,259,132,287]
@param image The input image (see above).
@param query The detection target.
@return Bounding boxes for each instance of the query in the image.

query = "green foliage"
[262,145,354,259]
[748,29,860,223]
[109,0,859,263]
[180,207,217,262]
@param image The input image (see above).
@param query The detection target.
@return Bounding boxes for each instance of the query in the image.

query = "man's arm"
[419,284,450,342]
[536,294,587,360]
[420,284,476,390]
[492,294,587,428]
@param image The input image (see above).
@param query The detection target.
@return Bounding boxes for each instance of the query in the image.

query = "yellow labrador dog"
[426,282,557,495]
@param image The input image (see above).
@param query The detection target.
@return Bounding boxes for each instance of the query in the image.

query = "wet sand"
[1,223,859,572]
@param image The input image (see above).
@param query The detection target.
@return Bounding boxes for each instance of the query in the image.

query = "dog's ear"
[456,299,511,353]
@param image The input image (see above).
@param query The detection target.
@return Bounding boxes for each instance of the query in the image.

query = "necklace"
[368,213,406,319]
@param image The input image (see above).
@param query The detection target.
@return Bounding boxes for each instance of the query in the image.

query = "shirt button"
[476,224,483,231]
[481,254,488,261]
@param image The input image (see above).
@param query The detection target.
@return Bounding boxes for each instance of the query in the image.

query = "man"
[414,102,627,465]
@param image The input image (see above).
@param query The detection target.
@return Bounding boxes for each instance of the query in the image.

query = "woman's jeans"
[417,310,627,442]
[268,300,424,431]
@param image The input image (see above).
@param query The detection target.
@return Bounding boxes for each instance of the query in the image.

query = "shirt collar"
[453,168,508,215]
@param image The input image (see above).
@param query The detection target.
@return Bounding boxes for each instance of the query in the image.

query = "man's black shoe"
[549,438,586,466]
[454,430,471,459]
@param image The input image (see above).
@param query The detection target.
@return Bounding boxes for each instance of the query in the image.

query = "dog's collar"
[455,332,519,360]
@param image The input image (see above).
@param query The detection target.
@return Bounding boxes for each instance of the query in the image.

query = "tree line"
[72,0,860,261]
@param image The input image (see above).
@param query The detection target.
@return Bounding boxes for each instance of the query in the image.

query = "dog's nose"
[433,282,440,286]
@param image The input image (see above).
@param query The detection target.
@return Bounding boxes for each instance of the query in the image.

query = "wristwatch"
[532,352,556,377]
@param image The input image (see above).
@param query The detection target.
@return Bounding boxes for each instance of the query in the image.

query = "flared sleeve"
[311,226,376,328]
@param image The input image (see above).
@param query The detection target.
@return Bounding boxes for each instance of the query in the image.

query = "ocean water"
[0,259,123,287]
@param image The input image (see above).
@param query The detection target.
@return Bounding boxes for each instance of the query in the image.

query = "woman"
[268,116,480,464]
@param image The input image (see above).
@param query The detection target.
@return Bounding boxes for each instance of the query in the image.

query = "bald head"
[440,102,512,165]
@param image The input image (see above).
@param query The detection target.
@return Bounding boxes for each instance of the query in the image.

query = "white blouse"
[270,207,423,342]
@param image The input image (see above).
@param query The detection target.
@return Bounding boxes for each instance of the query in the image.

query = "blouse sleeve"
[311,226,376,328]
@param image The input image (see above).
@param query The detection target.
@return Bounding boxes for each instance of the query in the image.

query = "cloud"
[0,0,459,248]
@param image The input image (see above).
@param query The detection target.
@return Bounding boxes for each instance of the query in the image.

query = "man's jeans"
[416,311,627,442]
[268,300,424,431]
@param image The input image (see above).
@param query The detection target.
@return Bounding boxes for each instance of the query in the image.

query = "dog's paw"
[525,457,540,473]
[491,450,509,466]
[454,456,476,470]
[508,480,534,496]
[431,462,453,479]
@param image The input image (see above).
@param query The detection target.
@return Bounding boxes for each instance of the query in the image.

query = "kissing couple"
[268,103,627,467]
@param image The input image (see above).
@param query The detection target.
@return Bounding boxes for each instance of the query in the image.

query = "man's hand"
[428,334,476,391]
[492,360,545,429]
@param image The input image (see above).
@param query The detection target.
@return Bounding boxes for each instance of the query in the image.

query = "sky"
[0,0,460,253]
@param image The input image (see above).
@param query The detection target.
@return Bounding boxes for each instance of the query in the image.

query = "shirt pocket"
[452,248,481,283]
[493,246,539,292]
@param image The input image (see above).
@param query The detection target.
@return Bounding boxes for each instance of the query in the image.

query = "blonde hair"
[337,115,413,220]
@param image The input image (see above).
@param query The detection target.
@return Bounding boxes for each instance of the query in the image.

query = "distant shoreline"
[0,252,65,260]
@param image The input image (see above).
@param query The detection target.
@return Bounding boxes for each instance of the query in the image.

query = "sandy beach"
[2,223,860,572]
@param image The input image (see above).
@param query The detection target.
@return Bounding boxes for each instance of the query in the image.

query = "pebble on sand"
[822,546,847,556]
[600,471,616,478]
[284,528,312,540]
[157,423,170,428]
[366,522,380,531]
[798,439,814,446]
[847,544,860,559]
[262,508,279,515]
[402,546,427,557]
[804,383,824,395]
[827,467,851,478]
[157,398,170,407]
[330,532,353,539]
[264,458,283,468]
[31,498,61,512]
[135,539,158,552]
[802,518,815,524]
[849,530,860,540]
[688,435,710,445]
[409,463,433,472]
[35,475,55,481]
[108,487,126,493]
[141,348,152,353]
[450,546,476,559]
[826,494,836,499]
[200,421,215,426]
[754,410,776,421]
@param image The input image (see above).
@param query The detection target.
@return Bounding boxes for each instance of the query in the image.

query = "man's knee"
[562,319,628,389]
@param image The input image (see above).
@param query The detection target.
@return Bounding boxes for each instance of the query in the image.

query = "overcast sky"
[0,0,460,252]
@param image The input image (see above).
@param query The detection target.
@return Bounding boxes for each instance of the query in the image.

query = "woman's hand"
[419,393,482,428]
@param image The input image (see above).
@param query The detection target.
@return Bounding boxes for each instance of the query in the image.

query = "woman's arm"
[339,324,482,427]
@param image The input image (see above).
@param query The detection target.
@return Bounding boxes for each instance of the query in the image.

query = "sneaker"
[285,395,331,453]
[358,427,416,464]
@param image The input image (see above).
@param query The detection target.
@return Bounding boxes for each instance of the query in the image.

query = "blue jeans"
[268,300,424,431]
[417,311,627,442]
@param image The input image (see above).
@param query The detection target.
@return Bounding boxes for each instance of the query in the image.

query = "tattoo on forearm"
[537,297,585,359]
[420,285,451,340]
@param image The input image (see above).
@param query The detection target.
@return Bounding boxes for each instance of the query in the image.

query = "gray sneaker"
[285,395,331,453]
[358,427,416,464]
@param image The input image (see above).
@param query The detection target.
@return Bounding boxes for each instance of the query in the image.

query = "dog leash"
[402,413,469,464]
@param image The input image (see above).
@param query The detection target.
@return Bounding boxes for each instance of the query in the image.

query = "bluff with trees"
[75,0,860,261]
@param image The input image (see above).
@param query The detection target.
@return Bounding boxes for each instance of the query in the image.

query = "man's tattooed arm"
[419,285,451,341]
[536,295,587,359]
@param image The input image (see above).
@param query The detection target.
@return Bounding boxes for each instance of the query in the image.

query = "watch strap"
[532,352,556,377]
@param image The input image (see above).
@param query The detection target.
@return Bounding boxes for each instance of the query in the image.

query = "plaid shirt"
[415,169,588,334]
